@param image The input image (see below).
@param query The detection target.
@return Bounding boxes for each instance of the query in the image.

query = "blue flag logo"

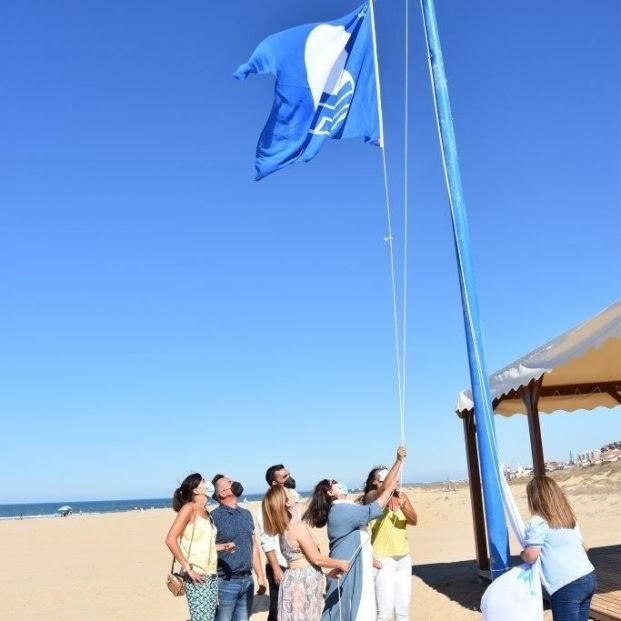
[235,3,381,180]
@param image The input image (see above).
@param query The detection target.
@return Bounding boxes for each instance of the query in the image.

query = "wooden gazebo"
[456,300,621,572]
[456,301,621,620]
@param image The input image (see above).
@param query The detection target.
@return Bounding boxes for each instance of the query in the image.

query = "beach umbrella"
[57,505,72,516]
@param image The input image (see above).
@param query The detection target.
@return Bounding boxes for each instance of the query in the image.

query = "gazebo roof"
[456,301,621,417]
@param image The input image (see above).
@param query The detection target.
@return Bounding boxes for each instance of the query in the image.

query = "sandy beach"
[1,464,619,621]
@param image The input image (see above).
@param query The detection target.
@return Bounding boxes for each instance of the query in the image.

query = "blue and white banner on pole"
[234,3,381,180]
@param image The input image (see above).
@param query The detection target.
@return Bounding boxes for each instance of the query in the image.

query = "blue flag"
[235,3,381,180]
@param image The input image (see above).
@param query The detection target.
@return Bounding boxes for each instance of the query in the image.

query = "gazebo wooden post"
[519,377,546,476]
[462,411,489,572]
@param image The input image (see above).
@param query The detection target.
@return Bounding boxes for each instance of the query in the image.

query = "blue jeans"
[550,571,596,621]
[215,575,254,621]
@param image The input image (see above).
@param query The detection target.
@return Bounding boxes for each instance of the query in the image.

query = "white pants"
[373,554,412,621]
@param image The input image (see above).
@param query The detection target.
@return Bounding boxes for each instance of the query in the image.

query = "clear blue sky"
[1,0,619,503]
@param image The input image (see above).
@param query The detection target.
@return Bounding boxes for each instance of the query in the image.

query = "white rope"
[400,0,410,474]
[370,0,406,446]
[337,577,343,621]
[381,146,406,438]
[334,10,413,620]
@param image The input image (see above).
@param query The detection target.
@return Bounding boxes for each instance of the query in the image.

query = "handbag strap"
[171,509,198,572]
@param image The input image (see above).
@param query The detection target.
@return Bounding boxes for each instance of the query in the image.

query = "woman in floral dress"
[262,486,349,621]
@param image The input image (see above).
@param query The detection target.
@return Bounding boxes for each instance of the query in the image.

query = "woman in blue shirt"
[304,475,397,621]
[521,476,596,621]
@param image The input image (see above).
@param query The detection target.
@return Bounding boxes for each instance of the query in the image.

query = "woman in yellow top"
[362,448,418,621]
[165,473,236,621]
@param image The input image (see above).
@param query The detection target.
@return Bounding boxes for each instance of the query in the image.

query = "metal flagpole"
[419,0,510,579]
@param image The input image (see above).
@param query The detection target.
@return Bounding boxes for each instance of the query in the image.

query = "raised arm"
[365,446,406,504]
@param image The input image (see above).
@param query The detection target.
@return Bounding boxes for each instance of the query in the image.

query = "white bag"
[481,562,543,621]
[480,463,544,621]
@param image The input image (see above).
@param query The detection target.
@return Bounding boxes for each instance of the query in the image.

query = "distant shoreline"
[0,493,277,521]
[0,506,170,522]
[0,482,427,520]
[0,498,175,521]
[8,464,615,522]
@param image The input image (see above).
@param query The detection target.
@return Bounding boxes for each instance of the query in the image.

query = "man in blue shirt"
[211,474,267,621]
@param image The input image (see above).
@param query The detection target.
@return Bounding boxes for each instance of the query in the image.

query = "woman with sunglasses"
[165,473,236,621]
[304,466,399,621]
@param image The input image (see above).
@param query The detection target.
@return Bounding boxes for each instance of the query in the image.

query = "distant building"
[549,441,621,470]
[601,441,621,452]
[545,461,564,472]
[504,464,533,480]
[601,448,621,463]
[505,439,620,477]
[577,449,603,466]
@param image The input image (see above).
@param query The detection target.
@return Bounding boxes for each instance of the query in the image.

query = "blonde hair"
[526,476,576,529]
[262,486,290,536]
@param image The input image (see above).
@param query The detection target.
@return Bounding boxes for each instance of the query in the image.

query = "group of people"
[165,447,416,621]
[259,447,417,621]
[165,446,596,621]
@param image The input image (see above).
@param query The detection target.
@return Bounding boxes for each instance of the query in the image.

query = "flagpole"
[419,0,510,579]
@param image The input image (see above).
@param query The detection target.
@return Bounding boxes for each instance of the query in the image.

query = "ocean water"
[0,493,268,520]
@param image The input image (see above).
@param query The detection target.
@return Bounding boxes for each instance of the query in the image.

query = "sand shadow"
[588,544,620,595]
[413,558,488,611]
[414,545,620,612]
[414,556,554,613]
